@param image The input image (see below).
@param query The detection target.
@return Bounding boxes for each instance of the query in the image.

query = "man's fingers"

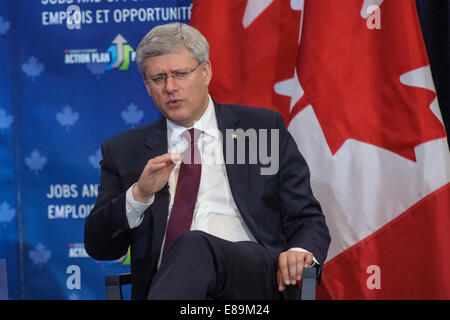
[297,257,303,281]
[304,253,314,269]
[277,269,285,292]
[278,252,290,286]
[279,252,299,286]
[151,152,182,165]
[168,152,183,164]
[135,153,180,199]
[146,153,181,173]
[278,251,316,287]
[288,253,299,285]
[149,161,169,170]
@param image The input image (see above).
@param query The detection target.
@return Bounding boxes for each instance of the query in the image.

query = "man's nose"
[164,75,178,93]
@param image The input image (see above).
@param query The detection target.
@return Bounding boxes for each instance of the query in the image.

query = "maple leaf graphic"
[290,0,446,161]
[0,108,14,133]
[21,56,44,82]
[89,149,102,169]
[86,62,108,80]
[25,150,47,174]
[0,16,10,36]
[29,242,51,267]
[121,103,144,128]
[56,105,79,131]
[0,201,16,224]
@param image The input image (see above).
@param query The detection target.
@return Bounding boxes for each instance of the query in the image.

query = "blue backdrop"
[0,0,192,300]
[1,0,448,300]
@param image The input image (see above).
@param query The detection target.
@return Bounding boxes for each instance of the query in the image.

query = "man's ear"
[142,74,152,97]
[202,60,212,86]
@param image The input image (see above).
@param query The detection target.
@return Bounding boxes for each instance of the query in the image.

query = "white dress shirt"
[125,96,316,265]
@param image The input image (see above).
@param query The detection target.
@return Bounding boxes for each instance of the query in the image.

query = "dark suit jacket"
[84,101,330,300]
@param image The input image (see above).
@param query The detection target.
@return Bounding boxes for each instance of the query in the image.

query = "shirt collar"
[166,96,219,144]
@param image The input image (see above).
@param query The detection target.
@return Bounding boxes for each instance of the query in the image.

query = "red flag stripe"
[318,183,450,299]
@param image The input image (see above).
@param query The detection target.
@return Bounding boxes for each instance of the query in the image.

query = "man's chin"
[166,113,193,127]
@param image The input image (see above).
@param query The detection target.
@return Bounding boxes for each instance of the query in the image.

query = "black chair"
[0,259,8,300]
[105,267,318,300]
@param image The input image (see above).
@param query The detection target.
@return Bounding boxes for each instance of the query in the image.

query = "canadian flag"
[191,0,450,299]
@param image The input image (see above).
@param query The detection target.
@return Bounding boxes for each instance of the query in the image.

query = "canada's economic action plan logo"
[64,33,135,71]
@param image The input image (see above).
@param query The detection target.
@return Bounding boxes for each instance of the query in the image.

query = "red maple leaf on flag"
[191,0,302,123]
[290,0,446,161]
[192,0,447,162]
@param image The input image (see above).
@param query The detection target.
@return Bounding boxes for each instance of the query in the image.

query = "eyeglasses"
[146,61,204,87]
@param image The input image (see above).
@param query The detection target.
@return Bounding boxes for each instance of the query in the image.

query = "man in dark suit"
[84,22,330,300]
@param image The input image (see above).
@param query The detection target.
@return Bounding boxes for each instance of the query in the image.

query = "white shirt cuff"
[125,183,154,229]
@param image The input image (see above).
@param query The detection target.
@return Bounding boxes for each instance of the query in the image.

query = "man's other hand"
[277,249,314,292]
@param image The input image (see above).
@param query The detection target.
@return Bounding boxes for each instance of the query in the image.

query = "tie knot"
[181,128,202,165]
[182,128,202,145]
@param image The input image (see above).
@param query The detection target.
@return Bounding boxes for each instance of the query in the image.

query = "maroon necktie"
[163,128,202,256]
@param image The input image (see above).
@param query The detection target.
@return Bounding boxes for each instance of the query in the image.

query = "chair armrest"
[300,267,317,300]
[104,268,318,300]
[0,259,8,300]
[105,273,132,300]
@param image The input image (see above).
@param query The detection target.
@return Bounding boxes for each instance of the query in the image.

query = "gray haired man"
[85,22,330,300]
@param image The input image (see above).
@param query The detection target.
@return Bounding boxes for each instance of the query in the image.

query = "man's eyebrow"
[150,67,188,76]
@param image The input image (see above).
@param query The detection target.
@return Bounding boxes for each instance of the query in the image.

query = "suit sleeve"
[277,114,331,264]
[84,139,133,261]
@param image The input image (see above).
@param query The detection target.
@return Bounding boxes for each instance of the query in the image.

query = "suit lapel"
[214,102,250,220]
[144,118,170,259]
[144,118,167,154]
